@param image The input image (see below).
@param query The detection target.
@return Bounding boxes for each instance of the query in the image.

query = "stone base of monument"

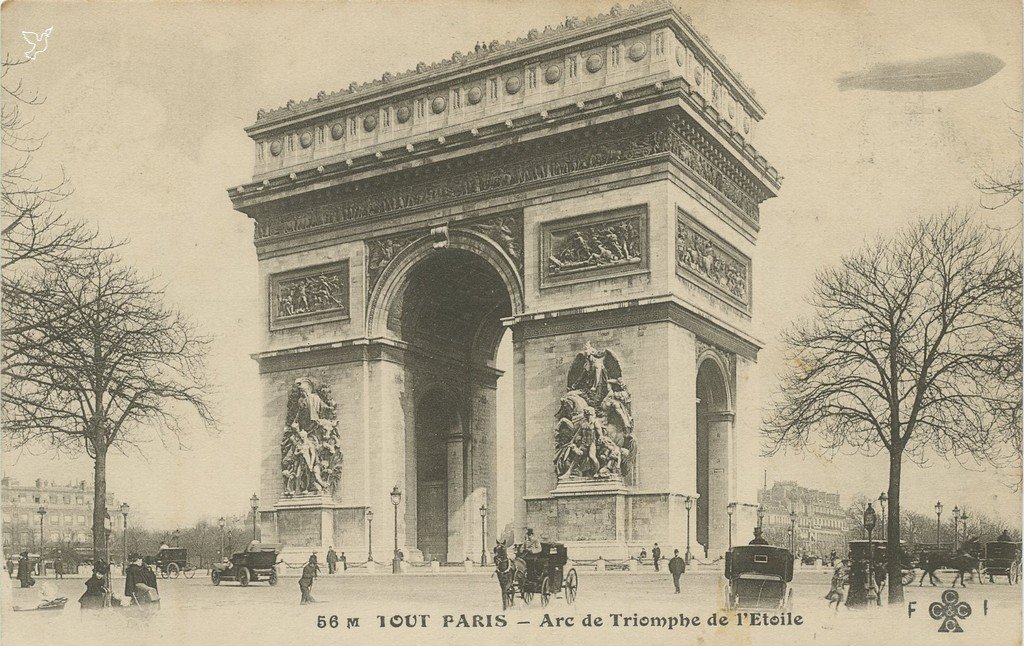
[525,485,689,561]
[268,495,369,568]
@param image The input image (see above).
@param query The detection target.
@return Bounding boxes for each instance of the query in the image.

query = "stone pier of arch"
[229,2,780,564]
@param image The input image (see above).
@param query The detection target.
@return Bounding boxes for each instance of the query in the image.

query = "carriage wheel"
[210,570,221,586]
[167,563,180,579]
[184,565,196,579]
[902,571,916,586]
[238,567,251,587]
[563,569,578,604]
[540,576,551,607]
[269,570,279,586]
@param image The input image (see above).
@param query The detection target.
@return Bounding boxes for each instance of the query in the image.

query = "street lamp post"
[789,510,797,555]
[935,501,943,545]
[172,529,180,548]
[120,502,130,571]
[37,506,46,552]
[103,511,112,568]
[726,502,736,550]
[390,486,402,574]
[864,503,878,605]
[479,504,488,566]
[250,493,260,542]
[218,517,226,560]
[952,507,960,551]
[960,513,969,544]
[366,509,374,562]
[878,493,887,539]
[684,496,693,564]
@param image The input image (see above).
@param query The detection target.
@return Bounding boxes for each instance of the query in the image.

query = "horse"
[493,540,526,610]
[917,542,985,588]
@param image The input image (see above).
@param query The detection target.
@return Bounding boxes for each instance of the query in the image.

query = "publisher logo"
[929,589,971,633]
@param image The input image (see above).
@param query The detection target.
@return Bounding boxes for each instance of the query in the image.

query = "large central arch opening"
[391,248,514,563]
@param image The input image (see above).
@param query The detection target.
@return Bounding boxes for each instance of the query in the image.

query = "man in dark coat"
[749,527,769,545]
[327,547,338,574]
[17,551,34,588]
[339,552,347,572]
[299,554,319,604]
[54,553,64,579]
[652,543,662,571]
[668,549,686,593]
[125,553,158,603]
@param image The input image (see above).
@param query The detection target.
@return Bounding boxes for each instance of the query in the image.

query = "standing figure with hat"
[521,529,543,584]
[299,553,320,604]
[16,551,35,588]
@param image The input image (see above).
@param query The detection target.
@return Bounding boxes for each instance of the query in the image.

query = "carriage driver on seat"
[522,529,543,583]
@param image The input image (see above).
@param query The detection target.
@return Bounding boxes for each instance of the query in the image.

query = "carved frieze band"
[676,211,751,310]
[270,261,350,330]
[541,206,647,288]
[252,117,764,243]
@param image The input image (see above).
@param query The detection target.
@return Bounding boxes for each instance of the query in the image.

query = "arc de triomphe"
[229,0,780,563]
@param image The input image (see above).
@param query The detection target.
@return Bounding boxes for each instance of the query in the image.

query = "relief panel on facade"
[366,231,423,293]
[541,206,647,287]
[676,211,751,310]
[269,261,350,330]
[463,213,524,273]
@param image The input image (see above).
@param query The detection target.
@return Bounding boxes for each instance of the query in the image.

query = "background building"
[1,477,115,557]
[758,481,847,558]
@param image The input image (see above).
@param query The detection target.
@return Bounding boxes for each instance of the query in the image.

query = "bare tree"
[2,251,218,559]
[974,108,1022,210]
[764,212,1022,604]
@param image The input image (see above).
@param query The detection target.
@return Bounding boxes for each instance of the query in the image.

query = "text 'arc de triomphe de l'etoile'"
[228,1,780,563]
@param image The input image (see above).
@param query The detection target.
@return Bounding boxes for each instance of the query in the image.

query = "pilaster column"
[447,434,466,561]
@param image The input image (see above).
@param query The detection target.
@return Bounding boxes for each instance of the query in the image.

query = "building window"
[33,496,40,503]
[489,78,498,99]
[77,515,86,524]
[76,496,83,505]
[416,98,425,118]
[63,514,72,524]
[49,531,60,542]
[19,532,29,545]
[527,67,537,89]
[569,56,578,78]
[610,45,621,67]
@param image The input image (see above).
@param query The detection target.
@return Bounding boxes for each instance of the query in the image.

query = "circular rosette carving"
[544,65,562,84]
[396,105,412,123]
[467,86,483,105]
[330,123,344,140]
[505,75,522,95]
[363,114,377,132]
[628,41,648,62]
[431,96,447,114]
[585,53,604,73]
[300,131,313,148]
[269,140,283,156]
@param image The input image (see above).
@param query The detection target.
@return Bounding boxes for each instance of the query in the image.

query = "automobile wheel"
[238,567,250,586]
[168,563,180,579]
[540,576,551,607]
[211,570,221,586]
[269,570,278,586]
[564,568,578,604]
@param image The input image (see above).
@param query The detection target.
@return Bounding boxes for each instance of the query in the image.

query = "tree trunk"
[92,446,107,564]
[887,452,904,604]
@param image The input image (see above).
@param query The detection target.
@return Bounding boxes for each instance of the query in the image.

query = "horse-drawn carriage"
[724,545,794,611]
[144,548,197,579]
[493,541,578,609]
[984,541,1021,584]
[210,543,281,587]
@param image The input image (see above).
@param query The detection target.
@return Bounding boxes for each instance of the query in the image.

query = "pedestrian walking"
[299,554,319,604]
[824,561,848,613]
[327,547,338,574]
[7,557,15,578]
[17,551,35,588]
[54,553,64,579]
[668,549,685,593]
[340,551,347,572]
[652,543,662,571]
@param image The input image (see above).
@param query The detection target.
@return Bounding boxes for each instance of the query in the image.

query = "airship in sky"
[836,52,1005,92]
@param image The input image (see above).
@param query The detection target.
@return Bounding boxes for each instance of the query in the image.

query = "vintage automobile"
[724,544,794,611]
[144,547,196,579]
[210,543,281,586]
[985,541,1021,584]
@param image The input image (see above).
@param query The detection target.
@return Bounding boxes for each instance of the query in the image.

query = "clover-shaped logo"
[929,589,972,633]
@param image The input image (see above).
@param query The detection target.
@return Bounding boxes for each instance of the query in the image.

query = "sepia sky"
[1,0,1021,531]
